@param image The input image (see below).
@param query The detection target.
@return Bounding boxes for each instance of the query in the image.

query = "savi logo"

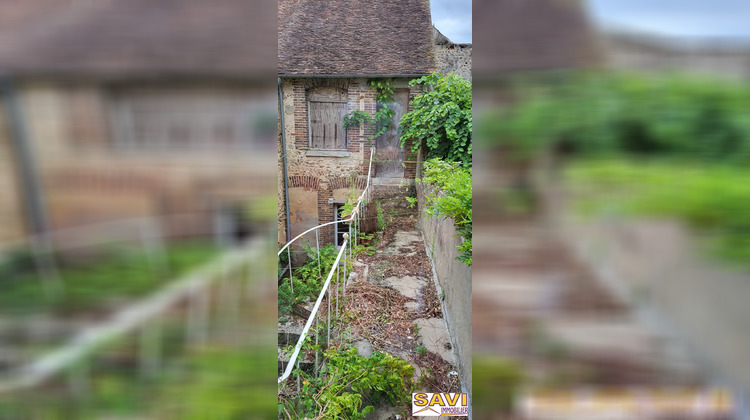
[412,393,469,416]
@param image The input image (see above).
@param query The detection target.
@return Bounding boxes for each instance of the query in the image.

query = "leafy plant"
[342,79,396,146]
[399,73,472,166]
[419,158,473,265]
[281,346,414,419]
[278,244,339,315]
[376,202,386,232]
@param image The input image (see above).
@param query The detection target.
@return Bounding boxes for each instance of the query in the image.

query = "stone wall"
[433,27,472,82]
[417,178,472,402]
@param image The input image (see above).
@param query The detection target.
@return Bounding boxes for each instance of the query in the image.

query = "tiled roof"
[473,0,599,76]
[0,0,277,78]
[278,0,434,76]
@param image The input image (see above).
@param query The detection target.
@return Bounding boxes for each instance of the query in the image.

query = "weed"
[416,345,427,356]
[376,202,386,232]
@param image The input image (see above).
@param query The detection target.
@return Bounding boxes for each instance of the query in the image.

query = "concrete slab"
[415,317,456,365]
[354,339,373,358]
[383,276,427,300]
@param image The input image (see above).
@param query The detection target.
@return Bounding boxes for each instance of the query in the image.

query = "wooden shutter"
[310,102,347,149]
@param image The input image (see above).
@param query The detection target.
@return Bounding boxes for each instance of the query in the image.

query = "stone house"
[0,0,277,248]
[278,0,434,248]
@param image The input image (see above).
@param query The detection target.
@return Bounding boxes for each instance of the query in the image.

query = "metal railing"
[0,214,269,394]
[278,147,374,384]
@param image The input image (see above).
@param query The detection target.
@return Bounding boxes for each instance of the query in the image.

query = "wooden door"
[375,89,410,178]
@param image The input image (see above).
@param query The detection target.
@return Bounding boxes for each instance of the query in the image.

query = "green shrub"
[420,158,472,265]
[282,346,414,419]
[400,73,472,166]
[567,158,750,264]
[481,72,750,162]
[278,244,338,315]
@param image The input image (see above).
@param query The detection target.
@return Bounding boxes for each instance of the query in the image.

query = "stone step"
[278,320,304,346]
[278,347,315,375]
[371,178,416,200]
[377,197,415,211]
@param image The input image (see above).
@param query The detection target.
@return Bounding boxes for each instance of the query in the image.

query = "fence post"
[139,318,162,379]
[288,247,293,294]
[316,229,321,279]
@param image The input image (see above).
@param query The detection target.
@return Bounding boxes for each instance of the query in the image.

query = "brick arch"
[329,175,367,191]
[301,78,350,91]
[288,175,320,190]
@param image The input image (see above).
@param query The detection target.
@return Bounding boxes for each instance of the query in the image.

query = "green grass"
[0,241,219,315]
[566,158,750,264]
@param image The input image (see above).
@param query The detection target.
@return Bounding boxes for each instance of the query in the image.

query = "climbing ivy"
[399,73,472,166]
[342,79,396,145]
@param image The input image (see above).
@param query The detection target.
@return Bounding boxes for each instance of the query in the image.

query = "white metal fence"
[277,147,374,385]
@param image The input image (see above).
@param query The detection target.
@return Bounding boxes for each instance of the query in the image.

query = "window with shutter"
[308,87,348,150]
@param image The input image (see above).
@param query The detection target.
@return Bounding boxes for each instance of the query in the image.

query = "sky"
[588,0,750,39]
[430,1,750,44]
[431,0,472,44]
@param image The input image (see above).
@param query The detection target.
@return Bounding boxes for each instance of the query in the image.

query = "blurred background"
[474,0,750,419]
[1,0,750,418]
[0,0,278,418]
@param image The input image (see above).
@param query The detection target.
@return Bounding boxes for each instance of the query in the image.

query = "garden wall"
[416,181,472,401]
[552,208,750,394]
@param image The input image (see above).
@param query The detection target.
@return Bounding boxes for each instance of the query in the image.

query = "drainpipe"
[278,77,291,242]
[0,74,48,236]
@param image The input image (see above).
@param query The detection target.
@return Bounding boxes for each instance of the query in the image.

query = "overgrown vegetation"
[480,72,750,265]
[482,72,750,162]
[154,345,277,420]
[343,79,396,146]
[419,159,473,265]
[567,158,750,264]
[278,244,338,316]
[399,73,472,166]
[0,241,217,314]
[280,346,414,419]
